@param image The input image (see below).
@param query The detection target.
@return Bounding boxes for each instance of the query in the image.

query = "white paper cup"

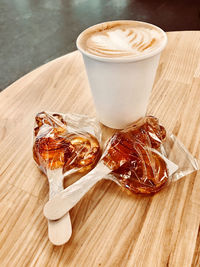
[77,21,167,129]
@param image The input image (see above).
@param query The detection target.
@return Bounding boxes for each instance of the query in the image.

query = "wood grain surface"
[0,31,200,267]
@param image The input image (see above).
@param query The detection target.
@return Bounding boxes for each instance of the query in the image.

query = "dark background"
[1,0,200,91]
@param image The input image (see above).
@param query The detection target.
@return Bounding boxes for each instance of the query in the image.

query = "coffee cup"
[76,20,167,129]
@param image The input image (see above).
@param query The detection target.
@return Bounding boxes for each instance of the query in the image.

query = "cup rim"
[76,20,168,63]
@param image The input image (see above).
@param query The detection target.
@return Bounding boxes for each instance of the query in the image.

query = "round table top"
[0,31,200,266]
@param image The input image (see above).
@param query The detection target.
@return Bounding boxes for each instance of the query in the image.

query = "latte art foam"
[78,21,166,59]
[87,27,161,57]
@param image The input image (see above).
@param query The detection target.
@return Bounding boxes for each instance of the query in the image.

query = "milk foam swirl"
[79,22,165,58]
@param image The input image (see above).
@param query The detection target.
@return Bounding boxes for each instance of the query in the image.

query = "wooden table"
[0,31,200,267]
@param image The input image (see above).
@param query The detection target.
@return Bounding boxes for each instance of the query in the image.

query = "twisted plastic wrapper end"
[161,134,199,181]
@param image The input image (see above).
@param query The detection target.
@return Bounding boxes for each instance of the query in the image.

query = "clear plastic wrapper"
[105,116,199,195]
[33,111,101,179]
[33,111,103,245]
[43,115,199,221]
[160,134,199,181]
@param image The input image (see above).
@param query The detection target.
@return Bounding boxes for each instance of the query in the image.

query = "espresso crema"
[77,21,166,59]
